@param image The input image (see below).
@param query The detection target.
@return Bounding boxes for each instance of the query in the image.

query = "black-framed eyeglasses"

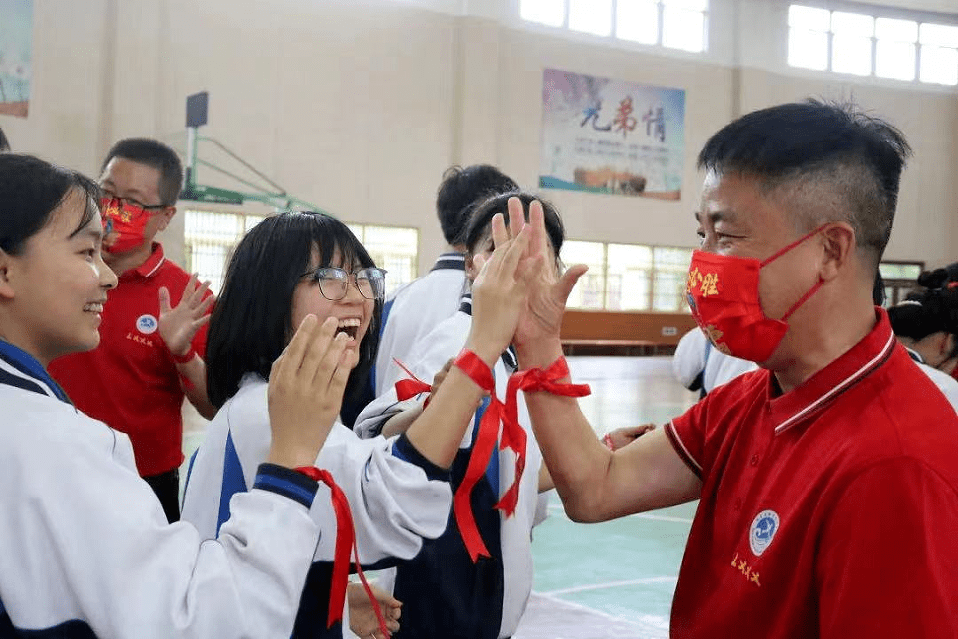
[305,267,387,301]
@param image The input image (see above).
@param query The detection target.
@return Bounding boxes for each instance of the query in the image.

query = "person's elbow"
[190,395,218,420]
[556,487,608,523]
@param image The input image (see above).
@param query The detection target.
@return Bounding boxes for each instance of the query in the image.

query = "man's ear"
[0,249,16,300]
[939,332,955,360]
[819,222,856,283]
[156,206,177,232]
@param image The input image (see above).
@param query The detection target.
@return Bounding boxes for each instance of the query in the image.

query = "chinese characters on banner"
[0,0,33,118]
[539,68,685,199]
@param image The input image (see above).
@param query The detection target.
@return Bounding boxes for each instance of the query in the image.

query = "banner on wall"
[539,68,685,200]
[0,0,33,118]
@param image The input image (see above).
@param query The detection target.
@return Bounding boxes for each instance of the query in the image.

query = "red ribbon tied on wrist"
[500,357,591,512]
[452,351,592,562]
[294,467,391,638]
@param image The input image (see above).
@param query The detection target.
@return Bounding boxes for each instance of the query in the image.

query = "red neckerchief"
[294,467,390,637]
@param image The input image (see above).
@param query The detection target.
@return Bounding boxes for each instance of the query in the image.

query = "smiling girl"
[181,210,535,638]
[0,154,355,637]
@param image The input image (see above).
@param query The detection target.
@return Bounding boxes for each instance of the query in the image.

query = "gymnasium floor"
[514,356,698,638]
[182,355,700,638]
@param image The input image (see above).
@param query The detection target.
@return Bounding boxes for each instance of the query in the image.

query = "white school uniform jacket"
[673,327,958,412]
[672,327,755,395]
[906,349,958,412]
[180,374,452,638]
[374,252,467,395]
[355,296,543,639]
[0,342,322,639]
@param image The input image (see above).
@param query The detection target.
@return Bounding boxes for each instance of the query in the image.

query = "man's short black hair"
[0,127,9,152]
[101,138,183,205]
[436,164,518,246]
[698,100,911,269]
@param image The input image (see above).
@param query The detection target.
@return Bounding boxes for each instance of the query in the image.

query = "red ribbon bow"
[393,358,433,408]
[295,467,390,638]
[392,351,591,564]
[452,351,592,562]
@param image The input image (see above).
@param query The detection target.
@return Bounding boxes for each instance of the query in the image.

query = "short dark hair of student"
[943,261,958,283]
[698,100,912,270]
[888,268,958,352]
[101,138,184,205]
[0,154,101,256]
[0,127,10,152]
[464,190,565,259]
[205,211,383,409]
[436,165,519,247]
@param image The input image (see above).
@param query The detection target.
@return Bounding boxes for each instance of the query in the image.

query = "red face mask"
[100,197,153,254]
[686,227,826,363]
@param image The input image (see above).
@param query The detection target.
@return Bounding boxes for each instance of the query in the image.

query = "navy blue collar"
[0,341,72,404]
[906,347,924,364]
[431,252,466,273]
[458,292,473,315]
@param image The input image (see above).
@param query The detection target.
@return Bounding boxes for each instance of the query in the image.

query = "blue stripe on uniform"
[0,341,72,404]
[0,368,47,398]
[183,448,199,496]
[473,397,499,495]
[0,610,97,639]
[216,432,248,535]
[391,434,451,482]
[253,474,316,508]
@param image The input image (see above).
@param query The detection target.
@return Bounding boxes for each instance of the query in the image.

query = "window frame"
[183,209,420,297]
[879,259,925,308]
[787,1,958,87]
[516,0,711,55]
[563,238,696,313]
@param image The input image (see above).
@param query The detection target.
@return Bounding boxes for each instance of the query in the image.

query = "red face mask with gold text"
[100,197,152,254]
[686,227,826,363]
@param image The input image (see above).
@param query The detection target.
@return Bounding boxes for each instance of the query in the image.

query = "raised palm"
[511,200,588,350]
[158,274,213,357]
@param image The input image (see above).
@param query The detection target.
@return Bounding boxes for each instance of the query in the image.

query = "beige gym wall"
[3,0,956,271]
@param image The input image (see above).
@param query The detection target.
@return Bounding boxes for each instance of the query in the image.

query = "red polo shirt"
[665,308,958,638]
[49,244,211,477]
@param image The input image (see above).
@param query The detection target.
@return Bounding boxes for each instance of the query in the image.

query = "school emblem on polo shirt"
[749,509,780,557]
[136,314,159,335]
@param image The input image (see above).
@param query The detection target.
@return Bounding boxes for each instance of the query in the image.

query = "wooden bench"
[560,310,698,356]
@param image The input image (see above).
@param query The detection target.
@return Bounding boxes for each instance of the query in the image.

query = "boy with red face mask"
[50,138,215,523]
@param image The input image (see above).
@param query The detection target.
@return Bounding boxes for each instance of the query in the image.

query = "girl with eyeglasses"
[182,210,536,638]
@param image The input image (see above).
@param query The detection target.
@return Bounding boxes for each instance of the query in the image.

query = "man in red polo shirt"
[513,101,958,636]
[50,138,215,523]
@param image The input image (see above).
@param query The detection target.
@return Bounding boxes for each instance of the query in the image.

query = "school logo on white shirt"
[749,509,779,556]
[136,314,159,335]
